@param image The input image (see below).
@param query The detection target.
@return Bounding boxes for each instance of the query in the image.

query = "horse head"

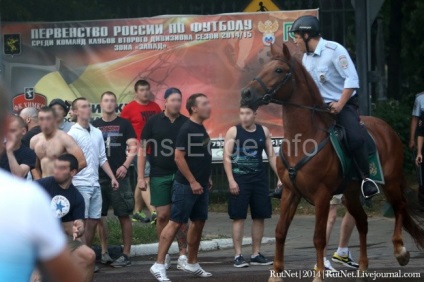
[241,43,295,109]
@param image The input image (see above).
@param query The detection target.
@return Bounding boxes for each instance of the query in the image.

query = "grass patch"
[93,217,157,246]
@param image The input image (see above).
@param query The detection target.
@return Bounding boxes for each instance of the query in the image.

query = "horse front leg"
[312,188,331,282]
[269,187,301,282]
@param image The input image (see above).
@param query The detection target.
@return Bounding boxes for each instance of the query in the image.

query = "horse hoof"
[395,247,410,266]
[268,277,284,282]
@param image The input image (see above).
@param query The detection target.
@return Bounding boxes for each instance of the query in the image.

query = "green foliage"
[93,217,157,246]
[400,1,424,96]
[372,100,414,172]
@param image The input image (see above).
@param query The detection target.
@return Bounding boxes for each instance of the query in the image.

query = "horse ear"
[282,43,291,60]
[270,43,281,58]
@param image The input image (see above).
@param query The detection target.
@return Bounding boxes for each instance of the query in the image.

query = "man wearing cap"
[289,15,378,271]
[139,88,189,270]
[49,99,74,132]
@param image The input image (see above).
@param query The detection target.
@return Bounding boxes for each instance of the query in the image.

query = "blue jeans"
[170,181,209,224]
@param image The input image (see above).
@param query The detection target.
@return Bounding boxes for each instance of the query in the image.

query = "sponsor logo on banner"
[4,34,21,55]
[258,20,279,46]
[12,88,47,112]
[283,22,295,41]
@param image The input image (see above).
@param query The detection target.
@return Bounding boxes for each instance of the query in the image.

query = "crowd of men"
[0,76,279,282]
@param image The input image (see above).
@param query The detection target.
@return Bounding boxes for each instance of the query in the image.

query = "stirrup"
[361,178,380,199]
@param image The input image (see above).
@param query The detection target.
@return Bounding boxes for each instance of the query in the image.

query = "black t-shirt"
[175,119,212,187]
[92,117,136,178]
[0,144,36,174]
[36,177,85,222]
[141,112,189,177]
[21,126,41,147]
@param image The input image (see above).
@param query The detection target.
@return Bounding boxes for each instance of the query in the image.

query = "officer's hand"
[229,179,239,195]
[409,139,415,150]
[416,154,422,166]
[329,101,345,114]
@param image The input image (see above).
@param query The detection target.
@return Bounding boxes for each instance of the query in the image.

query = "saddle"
[329,124,384,185]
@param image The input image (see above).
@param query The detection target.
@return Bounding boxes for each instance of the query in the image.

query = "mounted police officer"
[289,15,379,199]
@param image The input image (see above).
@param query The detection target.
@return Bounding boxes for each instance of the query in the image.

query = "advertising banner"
[1,9,318,160]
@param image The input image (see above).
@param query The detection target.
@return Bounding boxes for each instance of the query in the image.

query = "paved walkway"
[94,213,424,281]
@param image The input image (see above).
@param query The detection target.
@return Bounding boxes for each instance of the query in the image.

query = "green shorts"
[100,176,134,217]
[150,174,175,207]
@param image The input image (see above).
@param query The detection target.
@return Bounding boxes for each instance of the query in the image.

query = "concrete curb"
[129,237,275,257]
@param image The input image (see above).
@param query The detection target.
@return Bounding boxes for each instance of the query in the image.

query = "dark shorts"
[228,179,272,220]
[150,174,175,207]
[100,176,134,217]
[170,181,209,224]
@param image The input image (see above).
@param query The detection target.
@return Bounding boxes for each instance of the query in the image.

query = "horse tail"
[400,178,424,250]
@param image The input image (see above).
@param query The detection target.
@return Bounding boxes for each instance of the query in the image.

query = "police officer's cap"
[289,15,320,36]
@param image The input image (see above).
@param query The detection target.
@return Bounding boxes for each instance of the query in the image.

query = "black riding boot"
[269,183,283,199]
[352,145,380,199]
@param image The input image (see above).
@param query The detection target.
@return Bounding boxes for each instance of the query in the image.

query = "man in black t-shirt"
[36,154,95,282]
[0,115,36,178]
[92,91,137,267]
[150,93,213,281]
[140,88,189,270]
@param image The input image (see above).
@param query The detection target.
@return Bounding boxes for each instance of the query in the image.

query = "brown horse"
[241,43,424,282]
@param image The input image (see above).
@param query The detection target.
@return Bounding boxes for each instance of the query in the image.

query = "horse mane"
[292,58,324,106]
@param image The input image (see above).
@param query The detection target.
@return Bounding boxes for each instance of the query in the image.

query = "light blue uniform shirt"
[302,38,360,103]
[412,92,424,117]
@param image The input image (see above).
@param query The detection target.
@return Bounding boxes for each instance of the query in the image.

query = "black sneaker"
[110,254,131,268]
[361,178,380,199]
[250,253,273,266]
[233,255,249,268]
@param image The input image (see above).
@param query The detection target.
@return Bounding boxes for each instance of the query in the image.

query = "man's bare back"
[30,130,86,178]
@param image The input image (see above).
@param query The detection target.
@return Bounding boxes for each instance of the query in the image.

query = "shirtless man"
[30,106,86,179]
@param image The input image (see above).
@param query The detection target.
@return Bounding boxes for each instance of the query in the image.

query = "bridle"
[253,57,295,105]
[252,57,330,114]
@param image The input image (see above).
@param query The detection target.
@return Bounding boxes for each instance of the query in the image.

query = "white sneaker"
[314,258,337,273]
[150,263,171,282]
[183,263,212,278]
[165,254,171,270]
[177,255,188,270]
